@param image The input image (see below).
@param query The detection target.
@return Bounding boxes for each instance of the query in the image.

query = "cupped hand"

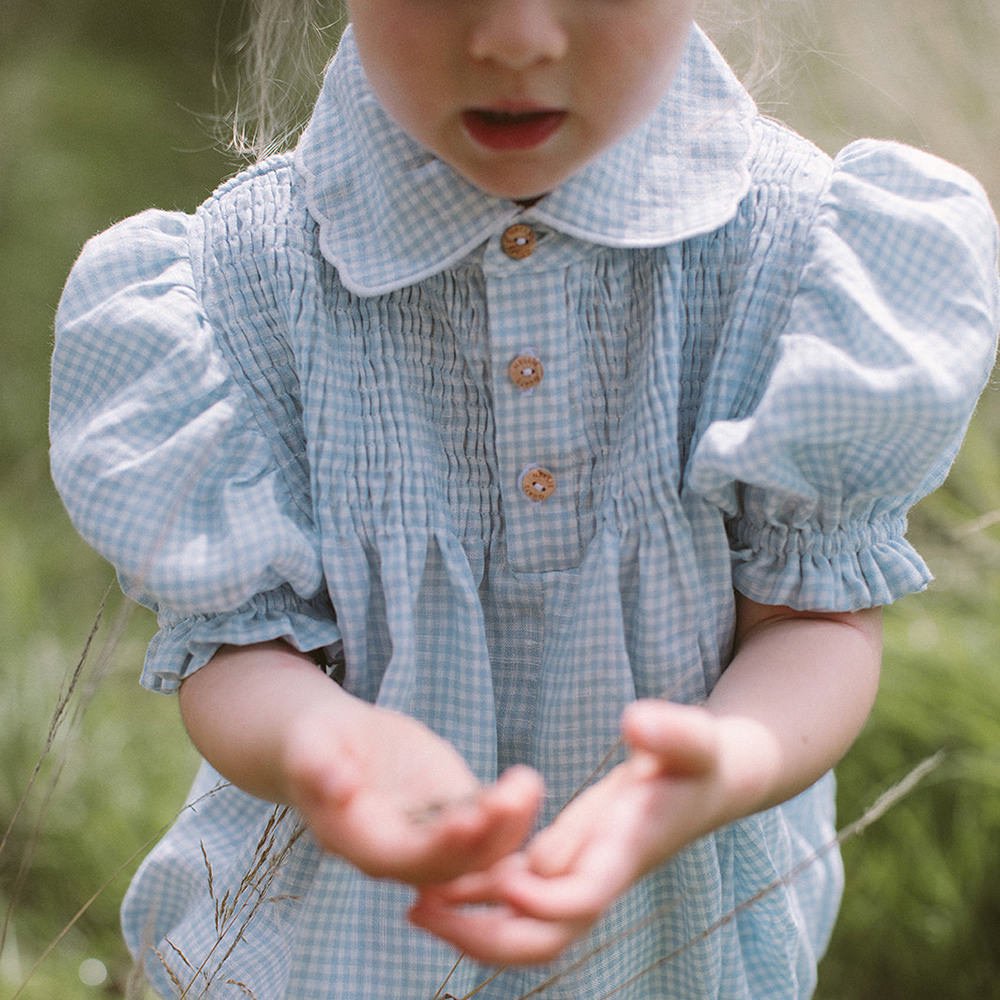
[283,701,544,885]
[409,700,735,964]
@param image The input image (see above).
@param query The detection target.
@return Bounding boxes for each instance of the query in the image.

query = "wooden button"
[508,354,544,390]
[501,224,536,260]
[521,467,556,502]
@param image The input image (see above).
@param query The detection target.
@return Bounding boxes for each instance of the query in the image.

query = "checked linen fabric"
[50,25,998,1000]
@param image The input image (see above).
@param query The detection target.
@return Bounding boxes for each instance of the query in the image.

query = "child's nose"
[468,0,569,69]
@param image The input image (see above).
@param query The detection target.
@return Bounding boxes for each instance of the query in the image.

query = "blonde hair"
[700,0,802,111]
[229,0,787,162]
[227,0,346,160]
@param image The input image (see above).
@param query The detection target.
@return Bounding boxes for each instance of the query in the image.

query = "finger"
[408,898,590,966]
[405,766,539,837]
[358,783,533,885]
[407,774,541,881]
[374,803,501,882]
[525,829,581,879]
[622,700,719,776]
[319,792,486,882]
[427,835,635,924]
[421,853,530,903]
[499,847,634,923]
[470,765,545,861]
[524,786,605,878]
[485,764,545,820]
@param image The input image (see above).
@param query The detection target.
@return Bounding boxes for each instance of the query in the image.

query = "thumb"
[622,700,719,777]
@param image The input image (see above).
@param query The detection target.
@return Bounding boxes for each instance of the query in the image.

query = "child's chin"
[460,170,557,203]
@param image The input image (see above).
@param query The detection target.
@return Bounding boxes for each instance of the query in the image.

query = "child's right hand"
[179,641,542,886]
[282,701,544,885]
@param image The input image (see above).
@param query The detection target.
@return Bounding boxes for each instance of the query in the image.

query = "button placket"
[484,229,583,571]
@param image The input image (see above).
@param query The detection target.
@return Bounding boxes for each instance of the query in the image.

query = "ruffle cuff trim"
[142,587,341,693]
[729,515,932,612]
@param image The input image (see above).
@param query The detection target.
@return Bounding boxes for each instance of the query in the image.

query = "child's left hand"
[408,699,733,965]
[410,601,883,964]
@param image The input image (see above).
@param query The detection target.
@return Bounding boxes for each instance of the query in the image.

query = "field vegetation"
[1,1,998,996]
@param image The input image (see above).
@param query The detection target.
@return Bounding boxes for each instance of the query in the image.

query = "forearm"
[178,641,364,803]
[705,597,883,824]
[179,641,544,885]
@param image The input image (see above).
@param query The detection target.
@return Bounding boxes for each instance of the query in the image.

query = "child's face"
[348,0,697,200]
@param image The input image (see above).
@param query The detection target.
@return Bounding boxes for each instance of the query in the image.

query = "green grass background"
[2,1,998,996]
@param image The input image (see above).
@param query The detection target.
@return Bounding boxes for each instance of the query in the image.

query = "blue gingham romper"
[49,24,999,1000]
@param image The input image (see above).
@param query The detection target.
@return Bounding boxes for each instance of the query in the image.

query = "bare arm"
[178,641,358,803]
[410,595,883,963]
[178,641,542,884]
[695,595,882,822]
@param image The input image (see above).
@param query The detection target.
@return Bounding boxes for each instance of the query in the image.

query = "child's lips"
[461,108,567,151]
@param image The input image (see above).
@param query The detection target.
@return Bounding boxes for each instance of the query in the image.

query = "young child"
[49,0,998,996]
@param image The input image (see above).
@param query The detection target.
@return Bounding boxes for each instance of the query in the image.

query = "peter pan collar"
[294,24,755,297]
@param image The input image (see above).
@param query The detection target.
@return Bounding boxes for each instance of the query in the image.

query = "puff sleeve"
[687,140,999,611]
[50,210,341,691]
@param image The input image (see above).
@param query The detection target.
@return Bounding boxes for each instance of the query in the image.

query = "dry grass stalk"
[151,807,305,999]
[0,588,108,862]
[225,980,260,998]
[3,585,136,983]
